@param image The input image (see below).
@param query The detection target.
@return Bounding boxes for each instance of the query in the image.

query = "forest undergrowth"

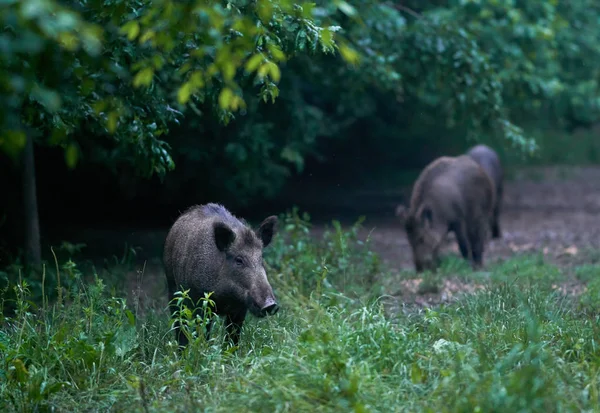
[1,209,600,412]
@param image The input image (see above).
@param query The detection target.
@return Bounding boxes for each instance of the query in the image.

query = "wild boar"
[395,155,495,272]
[467,144,504,239]
[163,203,279,348]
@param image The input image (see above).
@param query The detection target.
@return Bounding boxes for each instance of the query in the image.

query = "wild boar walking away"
[395,155,495,272]
[467,144,504,239]
[163,203,279,348]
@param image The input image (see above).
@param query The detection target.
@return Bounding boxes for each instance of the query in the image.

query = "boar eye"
[235,256,244,266]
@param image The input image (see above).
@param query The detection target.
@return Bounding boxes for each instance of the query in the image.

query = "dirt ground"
[361,166,600,271]
[70,166,600,313]
[353,166,600,312]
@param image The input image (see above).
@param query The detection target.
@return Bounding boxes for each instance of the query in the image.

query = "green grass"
[2,210,600,412]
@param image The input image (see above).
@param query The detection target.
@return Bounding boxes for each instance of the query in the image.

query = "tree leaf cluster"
[0,0,347,177]
[3,0,600,206]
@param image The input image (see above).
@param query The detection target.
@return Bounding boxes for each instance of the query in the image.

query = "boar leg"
[491,218,501,239]
[225,311,247,347]
[451,221,471,260]
[467,223,485,269]
[492,185,503,239]
[491,221,501,239]
[491,211,502,239]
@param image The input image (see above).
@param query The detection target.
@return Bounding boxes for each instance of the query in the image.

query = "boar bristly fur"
[467,144,504,239]
[395,155,495,272]
[163,203,279,348]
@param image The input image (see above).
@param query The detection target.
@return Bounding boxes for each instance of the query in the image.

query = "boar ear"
[420,207,433,228]
[257,216,278,248]
[395,205,407,224]
[214,222,236,252]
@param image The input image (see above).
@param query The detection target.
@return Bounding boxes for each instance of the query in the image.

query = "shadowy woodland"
[2,1,600,412]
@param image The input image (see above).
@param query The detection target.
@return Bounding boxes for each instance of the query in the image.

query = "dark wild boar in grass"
[163,203,279,348]
[467,144,504,239]
[395,155,495,272]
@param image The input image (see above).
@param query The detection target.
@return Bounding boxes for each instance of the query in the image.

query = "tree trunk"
[22,134,42,268]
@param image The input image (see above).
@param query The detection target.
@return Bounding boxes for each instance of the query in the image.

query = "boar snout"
[260,298,279,317]
[248,290,279,318]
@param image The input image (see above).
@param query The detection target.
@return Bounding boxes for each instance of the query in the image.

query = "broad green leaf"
[65,143,78,169]
[177,82,192,105]
[178,63,192,76]
[229,96,240,111]
[320,28,335,49]
[189,71,204,88]
[125,309,136,326]
[339,43,360,65]
[55,10,78,29]
[222,61,236,81]
[92,100,106,115]
[30,85,62,112]
[133,67,154,88]
[139,30,155,44]
[268,62,281,83]
[207,63,219,77]
[267,44,286,62]
[80,25,103,56]
[281,146,304,172]
[335,0,356,17]
[300,2,317,19]
[49,128,68,145]
[218,88,234,109]
[58,32,79,51]
[245,54,264,73]
[0,130,27,159]
[120,21,140,41]
[257,63,270,78]
[257,0,274,23]
[10,359,28,384]
[107,111,119,134]
[152,54,165,70]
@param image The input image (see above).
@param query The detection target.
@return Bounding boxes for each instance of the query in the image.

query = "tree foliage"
[3,0,600,208]
[445,0,600,130]
[168,0,600,204]
[0,0,350,177]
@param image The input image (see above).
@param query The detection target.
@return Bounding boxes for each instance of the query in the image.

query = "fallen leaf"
[509,242,534,252]
[564,246,578,256]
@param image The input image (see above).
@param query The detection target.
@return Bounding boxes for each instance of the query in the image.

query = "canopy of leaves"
[0,0,347,176]
[3,0,600,207]
[166,0,600,205]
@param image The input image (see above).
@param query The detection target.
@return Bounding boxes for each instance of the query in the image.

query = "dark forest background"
[2,0,600,265]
